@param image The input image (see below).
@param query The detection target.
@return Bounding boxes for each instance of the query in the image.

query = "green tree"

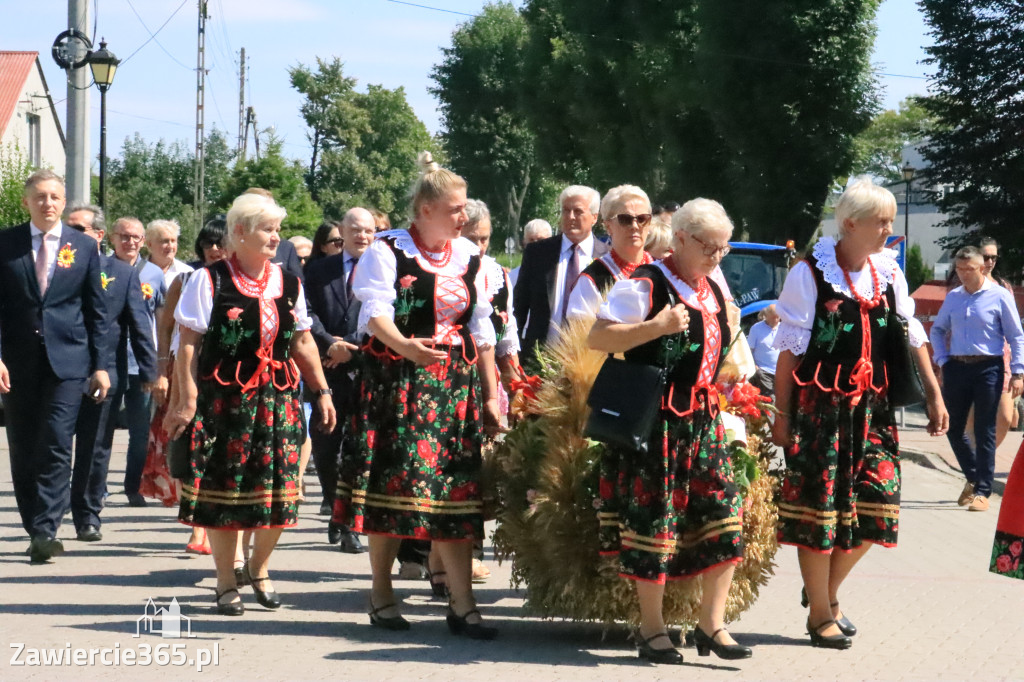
[105,134,194,228]
[431,2,561,248]
[0,142,31,227]
[218,136,322,239]
[848,97,939,182]
[919,0,1024,279]
[904,243,931,291]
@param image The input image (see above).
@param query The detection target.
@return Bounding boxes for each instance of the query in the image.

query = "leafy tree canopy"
[0,143,32,227]
[848,97,939,183]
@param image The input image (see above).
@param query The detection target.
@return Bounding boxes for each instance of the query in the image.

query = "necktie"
[36,234,50,296]
[561,244,580,322]
[345,259,355,303]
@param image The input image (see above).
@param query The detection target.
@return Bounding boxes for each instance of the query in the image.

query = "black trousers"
[3,342,86,537]
[310,370,357,508]
[71,369,118,530]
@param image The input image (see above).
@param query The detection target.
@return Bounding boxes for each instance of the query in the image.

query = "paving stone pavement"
[1,427,1022,681]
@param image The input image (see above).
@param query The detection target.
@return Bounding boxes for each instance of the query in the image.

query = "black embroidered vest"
[794,254,894,395]
[623,264,731,414]
[198,260,301,390]
[580,256,617,294]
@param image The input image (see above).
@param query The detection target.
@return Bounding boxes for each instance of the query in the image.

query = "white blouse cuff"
[358,299,395,336]
[496,335,520,358]
[906,316,927,349]
[773,321,811,355]
[597,279,653,324]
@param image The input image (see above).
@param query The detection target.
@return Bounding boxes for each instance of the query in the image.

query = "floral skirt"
[597,406,745,583]
[778,385,900,552]
[990,439,1024,580]
[333,347,484,541]
[140,368,179,507]
[178,373,304,529]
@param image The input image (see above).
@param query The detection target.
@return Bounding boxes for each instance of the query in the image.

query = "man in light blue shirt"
[930,246,1024,511]
[747,304,780,396]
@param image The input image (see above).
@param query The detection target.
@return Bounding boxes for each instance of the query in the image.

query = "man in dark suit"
[303,207,375,553]
[513,185,609,368]
[0,170,110,563]
[65,205,158,542]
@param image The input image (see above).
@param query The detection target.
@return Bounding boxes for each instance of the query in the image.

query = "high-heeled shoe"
[446,608,497,640]
[801,588,856,636]
[244,566,281,609]
[369,602,411,631]
[806,618,852,650]
[214,588,244,616]
[427,570,448,599]
[636,632,683,665]
[234,564,250,588]
[693,627,752,660]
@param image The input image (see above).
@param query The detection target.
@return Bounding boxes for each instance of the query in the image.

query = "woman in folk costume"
[164,193,336,616]
[589,198,751,665]
[990,439,1024,580]
[333,152,503,639]
[771,178,947,648]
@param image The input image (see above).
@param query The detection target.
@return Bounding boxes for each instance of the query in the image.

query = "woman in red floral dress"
[771,178,947,649]
[333,153,502,638]
[164,193,336,616]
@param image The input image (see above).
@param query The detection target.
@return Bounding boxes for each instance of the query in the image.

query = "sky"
[3,0,933,167]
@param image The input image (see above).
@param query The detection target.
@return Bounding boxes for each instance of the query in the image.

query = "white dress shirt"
[547,232,596,342]
[30,222,64,289]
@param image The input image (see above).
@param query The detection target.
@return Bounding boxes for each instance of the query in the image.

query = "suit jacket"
[273,239,304,280]
[0,222,110,380]
[304,252,363,353]
[513,233,609,355]
[100,255,158,384]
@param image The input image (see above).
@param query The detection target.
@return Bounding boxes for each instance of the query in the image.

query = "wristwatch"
[317,388,333,396]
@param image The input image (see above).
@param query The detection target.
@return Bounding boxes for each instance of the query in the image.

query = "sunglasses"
[612,213,652,228]
[983,254,998,261]
[325,237,344,247]
[66,223,89,233]
[200,239,223,249]
[690,234,731,257]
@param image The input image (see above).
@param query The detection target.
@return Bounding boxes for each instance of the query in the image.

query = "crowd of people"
[1,159,1022,664]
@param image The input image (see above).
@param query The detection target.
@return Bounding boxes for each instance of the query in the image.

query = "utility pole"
[237,47,245,157]
[65,0,90,205]
[194,0,208,231]
[241,106,254,162]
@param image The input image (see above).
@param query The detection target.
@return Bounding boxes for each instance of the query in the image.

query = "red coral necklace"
[230,255,271,296]
[839,255,883,309]
[610,249,652,279]
[664,256,709,301]
[410,224,452,269]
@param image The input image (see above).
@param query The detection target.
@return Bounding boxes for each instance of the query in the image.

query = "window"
[26,113,41,167]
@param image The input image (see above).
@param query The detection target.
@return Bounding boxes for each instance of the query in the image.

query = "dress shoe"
[693,627,752,660]
[126,493,148,507]
[427,570,449,599]
[215,588,244,616]
[77,525,102,542]
[807,619,852,650]
[244,566,281,609]
[968,495,989,512]
[446,607,497,640]
[28,536,65,563]
[958,481,975,506]
[338,530,366,554]
[327,523,343,545]
[369,602,411,631]
[831,602,856,636]
[636,631,683,665]
[319,501,332,516]
[234,565,250,587]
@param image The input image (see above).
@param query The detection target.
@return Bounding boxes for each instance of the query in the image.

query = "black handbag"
[584,356,666,453]
[884,308,926,407]
[167,432,191,480]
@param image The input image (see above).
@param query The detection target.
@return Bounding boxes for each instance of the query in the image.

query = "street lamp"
[902,161,916,244]
[87,39,120,211]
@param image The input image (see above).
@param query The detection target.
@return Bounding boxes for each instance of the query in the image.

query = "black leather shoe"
[428,570,449,599]
[234,566,250,587]
[636,632,683,665]
[831,602,857,636]
[126,493,148,507]
[77,525,102,542]
[215,588,244,616]
[29,536,65,563]
[245,567,281,609]
[318,501,332,516]
[807,619,853,650]
[693,627,752,660]
[327,523,343,545]
[339,530,366,554]
[369,602,411,631]
[446,608,497,640]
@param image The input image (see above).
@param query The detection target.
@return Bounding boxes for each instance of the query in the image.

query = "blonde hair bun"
[417,151,440,176]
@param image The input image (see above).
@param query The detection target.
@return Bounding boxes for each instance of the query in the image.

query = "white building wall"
[1,60,65,173]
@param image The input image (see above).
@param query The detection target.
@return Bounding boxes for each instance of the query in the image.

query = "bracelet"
[157,356,170,361]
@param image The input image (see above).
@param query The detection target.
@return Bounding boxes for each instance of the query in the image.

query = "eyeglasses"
[983,254,998,262]
[690,234,731,257]
[66,223,89,233]
[116,233,144,243]
[612,213,652,228]
[325,237,344,247]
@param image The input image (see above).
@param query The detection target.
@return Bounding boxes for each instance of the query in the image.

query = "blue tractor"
[720,241,797,331]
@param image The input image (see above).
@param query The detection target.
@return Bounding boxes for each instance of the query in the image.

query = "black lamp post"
[87,40,120,211]
[902,161,916,244]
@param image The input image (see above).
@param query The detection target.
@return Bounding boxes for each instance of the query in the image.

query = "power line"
[119,0,190,66]
[385,0,475,17]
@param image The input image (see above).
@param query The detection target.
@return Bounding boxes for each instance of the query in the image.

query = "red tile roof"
[0,51,39,137]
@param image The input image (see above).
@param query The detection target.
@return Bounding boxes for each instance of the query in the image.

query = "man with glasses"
[513,185,609,368]
[931,246,1024,512]
[0,171,110,563]
[65,205,157,541]
[109,217,165,507]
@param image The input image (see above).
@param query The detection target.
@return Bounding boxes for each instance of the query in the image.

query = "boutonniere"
[140,283,154,300]
[100,272,115,290]
[56,243,76,269]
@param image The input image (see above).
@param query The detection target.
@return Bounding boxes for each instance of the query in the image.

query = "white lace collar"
[383,228,478,273]
[653,260,721,313]
[812,236,897,299]
[481,255,506,298]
